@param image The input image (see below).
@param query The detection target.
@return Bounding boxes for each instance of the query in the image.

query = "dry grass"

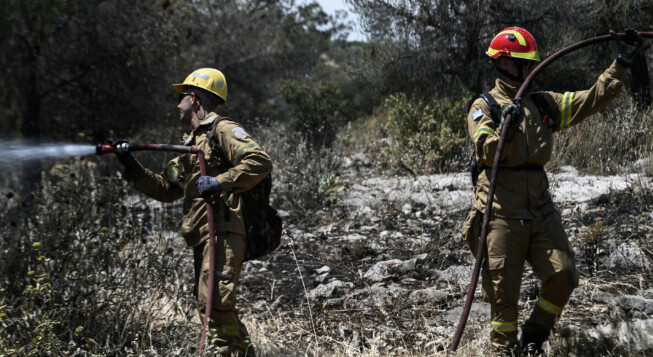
[243,310,493,357]
[549,96,653,175]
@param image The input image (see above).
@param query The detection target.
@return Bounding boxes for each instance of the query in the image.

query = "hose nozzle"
[96,144,115,155]
[95,141,131,155]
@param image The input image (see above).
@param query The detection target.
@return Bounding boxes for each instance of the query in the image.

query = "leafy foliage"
[380,93,470,174]
[187,0,347,124]
[0,0,192,142]
[0,0,354,143]
[1,1,652,355]
[281,80,348,149]
[347,0,653,99]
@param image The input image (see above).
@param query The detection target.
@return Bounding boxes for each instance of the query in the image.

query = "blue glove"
[197,176,220,196]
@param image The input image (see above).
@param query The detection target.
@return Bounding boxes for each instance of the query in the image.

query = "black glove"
[109,139,145,181]
[610,28,643,68]
[501,101,523,130]
[110,139,138,169]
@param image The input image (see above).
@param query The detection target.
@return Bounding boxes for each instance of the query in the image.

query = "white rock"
[343,233,367,242]
[409,287,448,304]
[316,265,332,274]
[363,259,403,282]
[587,319,653,350]
[276,209,291,218]
[437,265,473,284]
[307,280,352,300]
[606,243,652,271]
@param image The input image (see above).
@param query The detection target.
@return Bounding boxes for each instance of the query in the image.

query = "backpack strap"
[206,115,226,140]
[470,93,501,187]
[529,92,553,126]
[205,115,231,221]
[479,93,502,126]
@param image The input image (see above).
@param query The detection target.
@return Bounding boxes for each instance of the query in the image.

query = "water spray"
[0,141,97,165]
[1,140,217,356]
[448,31,653,354]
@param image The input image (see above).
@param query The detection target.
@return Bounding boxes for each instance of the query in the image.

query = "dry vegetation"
[549,98,653,175]
[0,93,653,357]
[2,93,653,356]
[2,0,652,355]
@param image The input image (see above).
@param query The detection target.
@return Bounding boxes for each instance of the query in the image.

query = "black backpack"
[469,92,552,186]
[208,118,283,261]
[240,174,283,261]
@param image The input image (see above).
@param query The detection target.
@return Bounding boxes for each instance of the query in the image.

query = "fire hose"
[448,31,653,354]
[96,143,216,356]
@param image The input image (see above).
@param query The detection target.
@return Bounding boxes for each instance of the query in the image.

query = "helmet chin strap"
[197,107,206,121]
[192,98,206,121]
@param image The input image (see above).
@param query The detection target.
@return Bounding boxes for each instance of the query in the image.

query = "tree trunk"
[630,53,651,108]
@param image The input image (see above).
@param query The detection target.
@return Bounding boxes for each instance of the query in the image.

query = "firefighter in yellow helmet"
[463,28,643,356]
[114,68,271,356]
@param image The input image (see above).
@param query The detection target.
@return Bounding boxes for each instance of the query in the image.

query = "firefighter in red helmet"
[463,27,643,356]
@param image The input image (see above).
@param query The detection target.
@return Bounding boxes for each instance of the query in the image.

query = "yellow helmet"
[172,68,227,104]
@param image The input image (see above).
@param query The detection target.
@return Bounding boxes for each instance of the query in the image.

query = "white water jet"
[0,141,97,165]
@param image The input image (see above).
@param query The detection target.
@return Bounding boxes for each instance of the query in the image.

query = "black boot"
[520,327,550,356]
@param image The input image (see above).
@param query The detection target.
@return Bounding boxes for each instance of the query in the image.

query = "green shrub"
[281,80,349,149]
[380,93,471,174]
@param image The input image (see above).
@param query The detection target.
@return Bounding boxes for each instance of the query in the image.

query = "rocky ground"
[236,155,653,356]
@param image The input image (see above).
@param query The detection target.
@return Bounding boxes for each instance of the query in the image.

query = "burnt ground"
[237,160,653,356]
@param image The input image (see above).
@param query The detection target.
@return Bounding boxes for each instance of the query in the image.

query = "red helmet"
[486,27,540,62]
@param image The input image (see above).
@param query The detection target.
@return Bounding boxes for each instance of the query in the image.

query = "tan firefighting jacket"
[467,60,627,219]
[125,113,272,246]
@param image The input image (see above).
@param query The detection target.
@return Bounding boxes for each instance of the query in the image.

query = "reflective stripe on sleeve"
[536,296,563,315]
[490,320,518,333]
[164,163,179,182]
[560,91,574,130]
[210,324,240,337]
[473,125,497,143]
[232,141,260,166]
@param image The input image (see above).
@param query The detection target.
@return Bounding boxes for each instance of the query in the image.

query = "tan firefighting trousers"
[194,232,254,356]
[462,208,579,355]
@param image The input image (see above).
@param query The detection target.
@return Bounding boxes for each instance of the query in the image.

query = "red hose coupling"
[96,144,115,155]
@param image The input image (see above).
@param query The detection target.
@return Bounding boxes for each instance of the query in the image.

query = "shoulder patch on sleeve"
[472,109,483,121]
[232,127,249,140]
